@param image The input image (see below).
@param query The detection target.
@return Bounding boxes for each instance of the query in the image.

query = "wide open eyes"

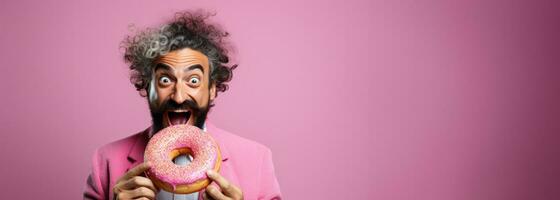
[157,75,201,88]
[188,76,201,87]
[159,76,172,86]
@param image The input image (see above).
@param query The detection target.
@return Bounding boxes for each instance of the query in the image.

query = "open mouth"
[165,110,191,126]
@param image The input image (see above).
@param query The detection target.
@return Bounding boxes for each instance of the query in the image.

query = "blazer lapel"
[205,122,240,184]
[126,127,150,168]
[206,122,231,163]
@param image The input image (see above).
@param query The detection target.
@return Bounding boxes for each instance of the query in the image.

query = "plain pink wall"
[1,0,559,199]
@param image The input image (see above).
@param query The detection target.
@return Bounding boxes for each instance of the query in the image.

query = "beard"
[149,97,210,134]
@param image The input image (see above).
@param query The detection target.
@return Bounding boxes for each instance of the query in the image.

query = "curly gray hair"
[122,10,237,98]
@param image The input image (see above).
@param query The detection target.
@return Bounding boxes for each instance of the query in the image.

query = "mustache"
[149,98,211,132]
[156,99,202,113]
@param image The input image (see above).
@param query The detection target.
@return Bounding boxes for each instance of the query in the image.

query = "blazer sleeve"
[84,148,108,200]
[258,148,282,200]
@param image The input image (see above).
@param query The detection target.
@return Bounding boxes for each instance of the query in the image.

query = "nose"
[171,83,188,104]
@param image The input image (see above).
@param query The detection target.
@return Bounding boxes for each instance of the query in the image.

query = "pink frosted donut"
[144,125,222,194]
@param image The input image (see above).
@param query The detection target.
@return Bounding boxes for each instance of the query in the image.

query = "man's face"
[148,48,216,132]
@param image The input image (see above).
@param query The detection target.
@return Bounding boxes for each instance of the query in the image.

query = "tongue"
[168,112,188,125]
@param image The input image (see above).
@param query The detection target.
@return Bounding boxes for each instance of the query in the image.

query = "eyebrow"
[186,64,204,74]
[155,63,204,74]
[154,63,172,72]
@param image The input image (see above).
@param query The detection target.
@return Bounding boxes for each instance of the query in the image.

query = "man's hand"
[113,162,157,200]
[203,170,243,200]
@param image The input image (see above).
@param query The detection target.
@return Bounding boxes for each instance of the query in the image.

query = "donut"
[144,125,222,194]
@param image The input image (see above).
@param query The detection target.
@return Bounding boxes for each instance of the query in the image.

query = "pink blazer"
[84,122,282,200]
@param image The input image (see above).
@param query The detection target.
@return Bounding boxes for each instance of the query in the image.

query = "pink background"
[1,0,559,199]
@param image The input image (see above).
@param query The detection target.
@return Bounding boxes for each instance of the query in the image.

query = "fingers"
[205,185,229,200]
[206,170,243,200]
[114,174,157,195]
[122,176,157,192]
[119,163,151,182]
[206,170,232,195]
[131,187,156,199]
[202,192,208,200]
[116,187,156,200]
[113,162,156,200]
[202,190,214,200]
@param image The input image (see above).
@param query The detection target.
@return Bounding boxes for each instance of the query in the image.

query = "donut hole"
[170,147,194,166]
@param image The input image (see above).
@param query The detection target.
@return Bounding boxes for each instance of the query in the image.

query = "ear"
[210,83,217,101]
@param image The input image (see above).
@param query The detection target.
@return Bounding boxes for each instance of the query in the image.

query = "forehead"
[155,48,209,71]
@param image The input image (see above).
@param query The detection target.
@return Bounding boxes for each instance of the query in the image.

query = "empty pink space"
[1,0,559,199]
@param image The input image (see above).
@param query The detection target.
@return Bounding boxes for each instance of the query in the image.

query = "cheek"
[192,89,210,105]
[155,87,172,104]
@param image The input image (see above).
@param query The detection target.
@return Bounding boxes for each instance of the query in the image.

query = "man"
[84,11,282,200]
